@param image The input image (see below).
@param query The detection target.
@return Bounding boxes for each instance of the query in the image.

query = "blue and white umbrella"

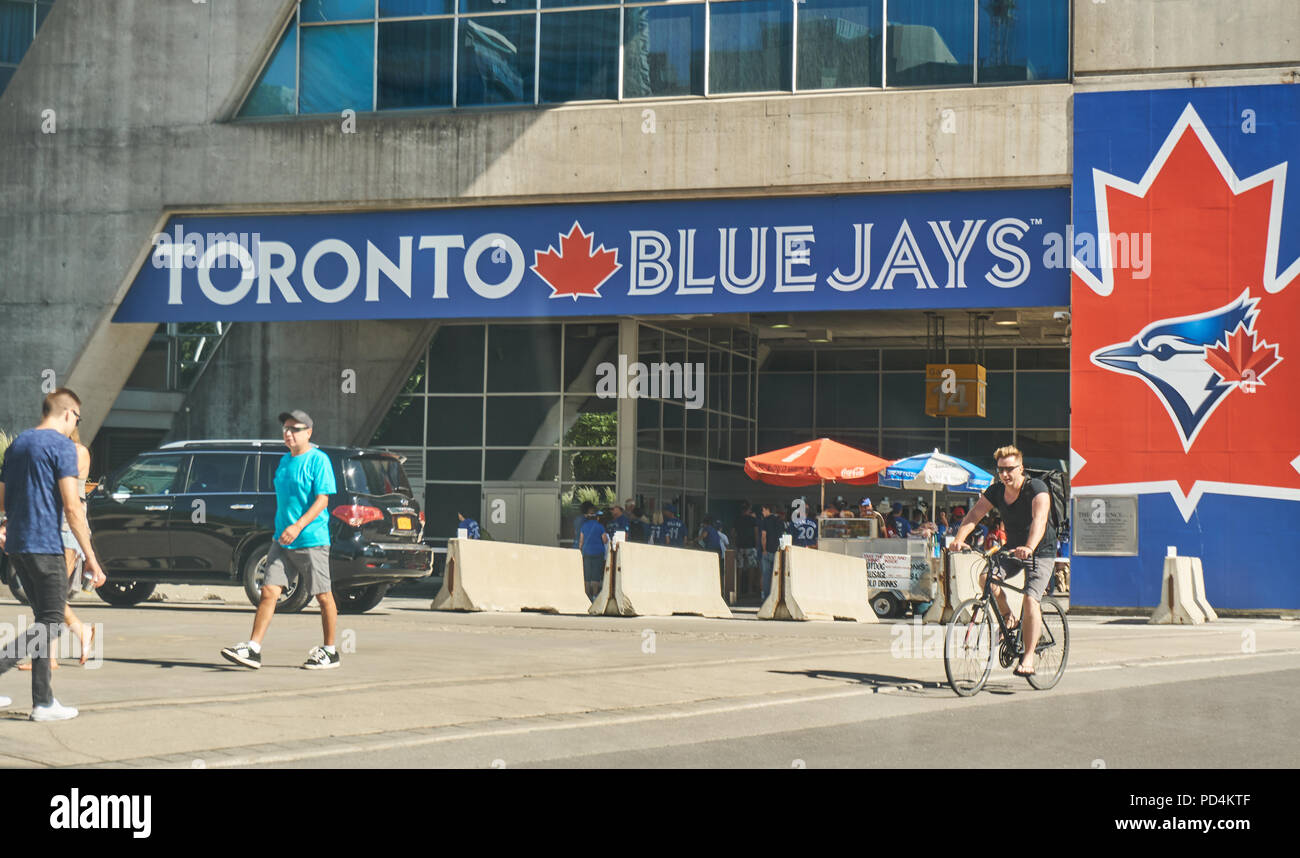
[878,449,994,514]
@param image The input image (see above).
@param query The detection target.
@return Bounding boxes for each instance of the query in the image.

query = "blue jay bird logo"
[1090,290,1281,451]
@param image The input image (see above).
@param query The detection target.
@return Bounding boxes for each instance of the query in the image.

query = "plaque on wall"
[1072,495,1139,556]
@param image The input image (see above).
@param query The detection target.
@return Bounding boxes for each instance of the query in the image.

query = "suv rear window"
[344,456,412,497]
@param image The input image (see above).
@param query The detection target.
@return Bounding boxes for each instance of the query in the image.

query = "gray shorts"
[998,555,1054,601]
[262,543,331,597]
[61,529,85,561]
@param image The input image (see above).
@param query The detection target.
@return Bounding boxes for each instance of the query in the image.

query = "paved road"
[0,588,1296,768]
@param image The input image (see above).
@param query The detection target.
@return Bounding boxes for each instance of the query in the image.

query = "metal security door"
[481,484,521,544]
[522,486,561,547]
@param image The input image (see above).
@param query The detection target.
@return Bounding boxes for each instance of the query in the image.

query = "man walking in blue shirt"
[0,389,103,721]
[578,507,609,598]
[456,511,481,539]
[222,410,339,670]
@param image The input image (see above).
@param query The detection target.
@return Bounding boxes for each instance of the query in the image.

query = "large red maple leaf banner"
[1071,114,1300,509]
[531,222,622,300]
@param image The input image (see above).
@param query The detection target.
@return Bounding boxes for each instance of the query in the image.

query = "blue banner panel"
[114,189,1069,323]
[1070,83,1300,609]
[1072,494,1298,611]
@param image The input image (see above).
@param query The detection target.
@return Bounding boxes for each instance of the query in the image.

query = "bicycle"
[943,547,1069,697]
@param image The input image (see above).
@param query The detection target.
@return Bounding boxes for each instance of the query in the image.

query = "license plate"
[395,516,412,531]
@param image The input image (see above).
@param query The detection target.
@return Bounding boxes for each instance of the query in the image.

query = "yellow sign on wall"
[925,364,987,417]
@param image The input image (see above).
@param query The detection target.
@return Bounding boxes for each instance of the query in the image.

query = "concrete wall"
[1,0,1296,441]
[1074,0,1300,75]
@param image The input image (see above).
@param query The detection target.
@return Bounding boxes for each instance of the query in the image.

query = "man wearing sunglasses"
[949,445,1056,677]
[222,409,339,670]
[0,388,104,721]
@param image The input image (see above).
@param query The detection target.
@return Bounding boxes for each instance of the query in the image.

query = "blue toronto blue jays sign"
[114,189,1068,323]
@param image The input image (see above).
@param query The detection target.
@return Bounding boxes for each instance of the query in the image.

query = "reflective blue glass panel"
[300,23,376,112]
[978,0,1067,83]
[458,14,537,105]
[709,0,793,94]
[623,3,704,98]
[886,0,974,86]
[240,20,299,116]
[460,0,535,13]
[796,0,881,90]
[0,0,34,65]
[378,18,454,107]
[539,8,619,102]
[301,0,375,23]
[380,0,454,15]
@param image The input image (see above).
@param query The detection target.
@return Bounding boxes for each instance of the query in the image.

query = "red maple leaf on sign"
[531,222,622,300]
[1204,324,1282,386]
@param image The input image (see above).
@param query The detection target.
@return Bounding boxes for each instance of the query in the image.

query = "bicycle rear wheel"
[1026,596,1069,690]
[945,598,995,697]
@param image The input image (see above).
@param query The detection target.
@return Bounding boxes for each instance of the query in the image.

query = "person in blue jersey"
[789,508,818,549]
[578,507,609,598]
[627,507,649,543]
[456,512,481,539]
[222,409,340,671]
[890,503,912,538]
[648,510,664,546]
[607,504,630,539]
[697,516,725,572]
[571,501,595,549]
[661,504,685,547]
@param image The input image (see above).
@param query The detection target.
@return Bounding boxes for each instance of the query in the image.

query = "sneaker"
[220,642,262,669]
[302,646,340,670]
[30,698,78,722]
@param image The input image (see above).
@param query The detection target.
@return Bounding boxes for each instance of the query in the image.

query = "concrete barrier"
[945,552,1023,622]
[590,541,732,618]
[431,538,591,614]
[1150,555,1217,624]
[758,545,876,622]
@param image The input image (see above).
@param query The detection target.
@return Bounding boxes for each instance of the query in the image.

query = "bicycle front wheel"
[1026,596,1069,690]
[945,598,995,697]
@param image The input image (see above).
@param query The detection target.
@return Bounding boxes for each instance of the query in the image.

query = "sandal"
[1013,661,1036,677]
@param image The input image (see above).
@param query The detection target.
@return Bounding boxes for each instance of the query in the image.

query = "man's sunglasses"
[72,411,82,425]
[996,465,1020,473]
[283,425,309,434]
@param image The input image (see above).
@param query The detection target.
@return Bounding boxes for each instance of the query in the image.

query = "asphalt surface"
[0,586,1296,769]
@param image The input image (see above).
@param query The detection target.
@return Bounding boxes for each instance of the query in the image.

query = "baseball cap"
[892,502,903,513]
[663,504,677,515]
[859,498,872,509]
[278,409,313,428]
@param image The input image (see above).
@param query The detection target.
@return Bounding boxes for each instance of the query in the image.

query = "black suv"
[80,440,433,614]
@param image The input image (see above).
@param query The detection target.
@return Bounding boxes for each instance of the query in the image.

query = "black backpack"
[1025,468,1070,540]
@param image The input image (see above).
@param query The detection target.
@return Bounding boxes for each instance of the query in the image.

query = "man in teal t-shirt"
[222,409,340,671]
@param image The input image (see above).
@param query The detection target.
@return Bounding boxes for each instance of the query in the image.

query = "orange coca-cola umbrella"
[744,438,893,510]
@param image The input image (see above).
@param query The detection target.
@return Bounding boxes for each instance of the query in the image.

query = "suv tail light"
[332,505,383,527]
[419,511,425,524]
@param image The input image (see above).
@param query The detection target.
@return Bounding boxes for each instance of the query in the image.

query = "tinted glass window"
[300,24,375,113]
[978,0,1068,84]
[623,4,705,98]
[346,456,413,497]
[239,20,298,117]
[539,9,620,102]
[184,454,251,494]
[428,325,485,393]
[111,455,187,496]
[796,0,881,90]
[458,14,537,106]
[886,0,974,87]
[258,453,285,492]
[378,19,455,109]
[709,0,793,94]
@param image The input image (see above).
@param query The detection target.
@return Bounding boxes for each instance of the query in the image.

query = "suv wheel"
[97,581,158,606]
[334,583,391,614]
[242,543,312,613]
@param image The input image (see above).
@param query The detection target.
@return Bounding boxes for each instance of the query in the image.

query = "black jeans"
[0,553,67,707]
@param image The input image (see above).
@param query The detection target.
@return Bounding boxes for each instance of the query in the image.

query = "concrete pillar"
[616,319,638,504]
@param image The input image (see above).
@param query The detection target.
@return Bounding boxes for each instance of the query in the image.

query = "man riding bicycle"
[949,445,1056,677]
